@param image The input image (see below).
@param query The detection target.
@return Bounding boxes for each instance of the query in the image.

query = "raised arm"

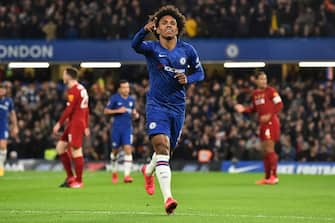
[131,18,157,54]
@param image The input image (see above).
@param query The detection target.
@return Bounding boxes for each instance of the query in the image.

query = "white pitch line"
[0,210,334,222]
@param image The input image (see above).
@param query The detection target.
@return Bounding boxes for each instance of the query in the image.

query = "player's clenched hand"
[174,73,187,85]
[84,128,90,137]
[132,110,140,119]
[234,104,245,113]
[118,106,127,113]
[260,114,272,123]
[53,122,60,136]
[144,17,157,32]
[12,125,19,137]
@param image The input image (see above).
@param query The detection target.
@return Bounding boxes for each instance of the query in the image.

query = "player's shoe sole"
[165,197,178,215]
[69,181,84,188]
[59,176,76,188]
[256,178,270,185]
[141,165,155,195]
[123,176,133,183]
[268,176,279,185]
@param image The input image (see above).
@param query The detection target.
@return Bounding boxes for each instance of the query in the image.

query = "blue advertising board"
[0,38,335,63]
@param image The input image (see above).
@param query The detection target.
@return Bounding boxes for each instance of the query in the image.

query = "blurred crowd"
[0,0,335,40]
[3,68,335,162]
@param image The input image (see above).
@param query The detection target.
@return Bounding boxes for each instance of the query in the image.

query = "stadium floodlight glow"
[223,62,266,68]
[298,61,335,67]
[8,62,50,68]
[80,62,121,68]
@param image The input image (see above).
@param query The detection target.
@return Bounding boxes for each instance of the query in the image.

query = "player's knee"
[152,141,169,155]
[71,147,83,157]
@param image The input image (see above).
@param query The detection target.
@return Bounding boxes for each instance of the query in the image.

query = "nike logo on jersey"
[158,54,167,57]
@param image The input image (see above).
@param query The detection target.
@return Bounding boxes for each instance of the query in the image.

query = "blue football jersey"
[0,97,14,130]
[106,93,135,130]
[132,28,205,114]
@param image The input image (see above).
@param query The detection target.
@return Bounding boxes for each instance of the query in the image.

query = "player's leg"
[122,129,134,183]
[110,129,120,183]
[123,145,133,183]
[68,126,85,188]
[0,137,8,176]
[151,135,173,197]
[68,147,84,188]
[56,139,75,186]
[142,109,170,196]
[261,140,278,184]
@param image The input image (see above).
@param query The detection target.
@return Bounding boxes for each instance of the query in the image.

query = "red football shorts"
[61,123,85,148]
[259,118,280,142]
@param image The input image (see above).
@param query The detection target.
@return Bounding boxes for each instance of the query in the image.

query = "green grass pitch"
[0,171,334,223]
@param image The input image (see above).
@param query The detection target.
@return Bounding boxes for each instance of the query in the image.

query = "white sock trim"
[124,154,132,176]
[145,152,157,176]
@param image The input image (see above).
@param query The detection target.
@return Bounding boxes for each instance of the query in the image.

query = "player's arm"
[131,99,139,119]
[271,90,283,114]
[235,102,256,113]
[10,110,18,137]
[259,88,283,123]
[103,107,127,115]
[85,109,90,137]
[103,97,127,115]
[131,18,156,54]
[175,45,205,85]
[53,92,77,135]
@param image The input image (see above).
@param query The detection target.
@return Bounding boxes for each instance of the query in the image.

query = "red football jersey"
[58,83,89,128]
[245,86,283,124]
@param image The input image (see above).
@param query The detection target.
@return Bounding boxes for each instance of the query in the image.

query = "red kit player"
[53,67,89,188]
[235,72,283,185]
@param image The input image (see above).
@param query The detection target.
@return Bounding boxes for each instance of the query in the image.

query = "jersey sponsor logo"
[255,98,265,105]
[179,57,186,65]
[149,122,157,129]
[0,104,8,110]
[163,65,185,74]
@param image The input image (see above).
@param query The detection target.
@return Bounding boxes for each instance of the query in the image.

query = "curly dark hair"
[148,5,186,39]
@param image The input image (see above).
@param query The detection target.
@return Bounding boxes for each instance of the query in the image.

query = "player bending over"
[104,80,139,184]
[53,67,89,188]
[235,72,283,185]
[132,5,205,214]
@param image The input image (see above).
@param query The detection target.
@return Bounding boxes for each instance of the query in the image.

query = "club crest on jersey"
[179,57,186,65]
[117,102,122,106]
[149,122,157,129]
[129,102,133,107]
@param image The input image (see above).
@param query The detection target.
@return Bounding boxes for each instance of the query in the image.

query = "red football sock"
[60,153,73,178]
[264,153,271,179]
[269,152,278,178]
[73,156,84,183]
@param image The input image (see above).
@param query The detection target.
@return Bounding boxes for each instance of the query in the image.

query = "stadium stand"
[0,0,334,39]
